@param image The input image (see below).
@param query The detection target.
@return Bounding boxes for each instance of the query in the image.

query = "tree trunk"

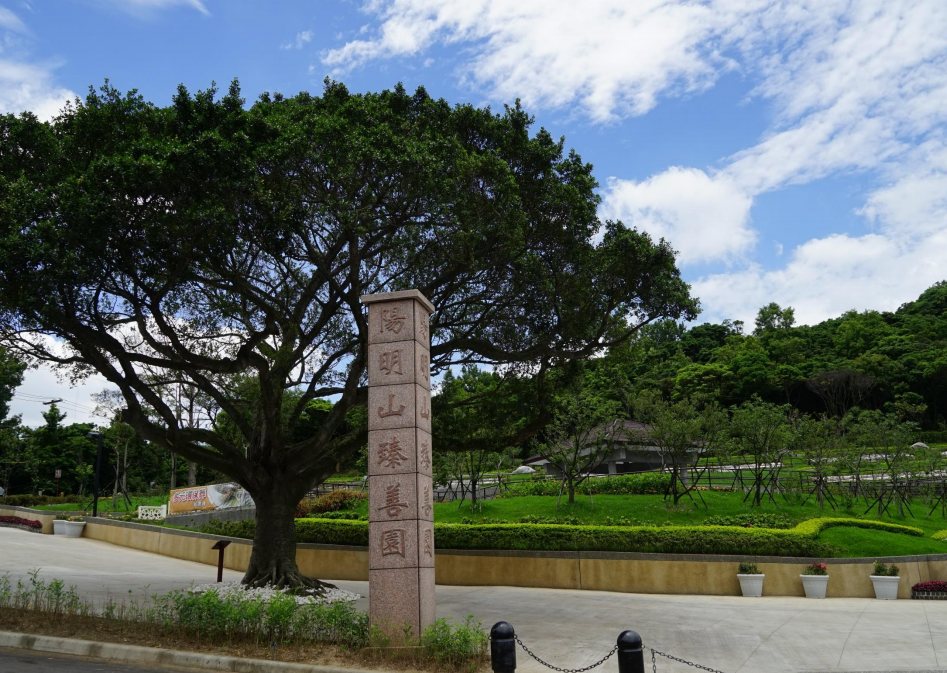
[568,481,575,504]
[470,476,478,509]
[242,490,337,593]
[187,461,197,487]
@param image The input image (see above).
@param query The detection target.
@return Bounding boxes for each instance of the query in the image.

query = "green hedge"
[0,495,78,507]
[500,473,671,498]
[931,529,947,541]
[201,515,924,557]
[793,518,924,538]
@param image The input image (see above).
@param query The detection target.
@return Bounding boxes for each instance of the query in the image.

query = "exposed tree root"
[242,560,338,594]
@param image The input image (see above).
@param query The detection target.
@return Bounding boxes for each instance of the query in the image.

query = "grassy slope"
[33,495,169,512]
[348,490,947,557]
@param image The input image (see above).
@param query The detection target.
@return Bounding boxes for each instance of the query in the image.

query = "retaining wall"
[0,505,58,534]
[76,517,947,599]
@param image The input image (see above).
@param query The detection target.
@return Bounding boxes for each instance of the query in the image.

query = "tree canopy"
[0,79,696,586]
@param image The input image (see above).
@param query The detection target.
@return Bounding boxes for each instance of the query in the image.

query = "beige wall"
[76,520,947,599]
[0,505,58,535]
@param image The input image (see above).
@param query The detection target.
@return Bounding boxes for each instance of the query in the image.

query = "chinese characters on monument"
[362,289,435,639]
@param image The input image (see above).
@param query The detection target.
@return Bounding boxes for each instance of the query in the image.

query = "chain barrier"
[649,647,728,673]
[514,634,618,673]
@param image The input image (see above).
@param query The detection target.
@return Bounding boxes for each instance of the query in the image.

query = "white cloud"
[322,0,947,316]
[0,5,26,32]
[0,60,75,120]
[600,168,754,266]
[10,365,109,428]
[105,0,209,16]
[282,30,313,50]
[0,5,75,120]
[693,229,947,326]
[322,0,769,123]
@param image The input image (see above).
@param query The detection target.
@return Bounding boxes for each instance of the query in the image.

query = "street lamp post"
[87,431,104,518]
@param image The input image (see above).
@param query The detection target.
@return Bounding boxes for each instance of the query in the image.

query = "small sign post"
[54,469,61,495]
[211,540,231,582]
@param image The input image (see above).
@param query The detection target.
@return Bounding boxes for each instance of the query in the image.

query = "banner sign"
[168,482,254,515]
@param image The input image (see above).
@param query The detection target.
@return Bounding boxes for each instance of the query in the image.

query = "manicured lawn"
[33,494,168,513]
[423,491,944,531]
[819,527,947,557]
[348,490,947,557]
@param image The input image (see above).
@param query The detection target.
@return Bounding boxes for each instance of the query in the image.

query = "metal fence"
[491,621,728,673]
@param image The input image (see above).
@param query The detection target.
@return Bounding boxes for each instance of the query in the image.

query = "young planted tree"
[853,410,917,517]
[537,386,621,506]
[792,414,847,510]
[432,366,530,510]
[726,399,793,507]
[633,393,724,506]
[0,81,696,588]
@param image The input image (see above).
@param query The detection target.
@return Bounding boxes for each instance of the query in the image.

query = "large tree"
[0,80,696,588]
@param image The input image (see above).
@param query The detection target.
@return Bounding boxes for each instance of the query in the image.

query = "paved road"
[0,648,198,672]
[3,527,947,672]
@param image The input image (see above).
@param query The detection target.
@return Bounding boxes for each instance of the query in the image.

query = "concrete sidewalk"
[2,527,947,672]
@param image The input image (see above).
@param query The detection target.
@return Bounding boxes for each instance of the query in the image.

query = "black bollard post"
[617,630,644,673]
[490,622,516,673]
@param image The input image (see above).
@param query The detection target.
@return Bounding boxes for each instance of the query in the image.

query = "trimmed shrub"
[703,513,793,529]
[296,490,363,518]
[500,473,670,498]
[932,529,947,541]
[199,515,924,558]
[794,518,924,538]
[0,495,76,507]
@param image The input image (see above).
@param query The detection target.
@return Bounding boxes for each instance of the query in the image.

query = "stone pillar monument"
[361,289,435,640]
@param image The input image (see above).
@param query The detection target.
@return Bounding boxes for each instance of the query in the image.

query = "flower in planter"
[803,562,828,576]
[873,560,900,577]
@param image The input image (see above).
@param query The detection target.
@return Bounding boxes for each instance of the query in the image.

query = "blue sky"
[3,0,947,425]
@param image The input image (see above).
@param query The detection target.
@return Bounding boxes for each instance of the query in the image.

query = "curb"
[0,631,376,673]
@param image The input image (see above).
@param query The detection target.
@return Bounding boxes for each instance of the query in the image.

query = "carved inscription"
[379,349,403,376]
[423,529,433,558]
[378,393,406,418]
[377,437,409,469]
[381,529,407,557]
[378,483,409,517]
[419,313,429,341]
[422,485,432,518]
[419,396,430,420]
[418,351,429,384]
[381,307,407,334]
[419,440,431,471]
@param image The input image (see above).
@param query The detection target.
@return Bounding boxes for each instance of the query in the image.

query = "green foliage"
[0,346,25,423]
[932,529,947,541]
[703,513,793,529]
[872,560,900,576]
[420,616,489,671]
[0,571,370,649]
[738,562,760,574]
[202,514,921,558]
[296,490,364,518]
[500,473,670,497]
[802,562,828,576]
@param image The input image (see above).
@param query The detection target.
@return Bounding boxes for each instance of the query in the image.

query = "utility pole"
[87,432,104,517]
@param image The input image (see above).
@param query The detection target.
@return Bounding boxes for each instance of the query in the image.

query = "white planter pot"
[800,574,829,598]
[870,575,900,600]
[737,574,765,597]
[54,520,85,538]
